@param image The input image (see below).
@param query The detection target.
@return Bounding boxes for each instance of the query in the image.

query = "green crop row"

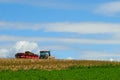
[0,66,120,80]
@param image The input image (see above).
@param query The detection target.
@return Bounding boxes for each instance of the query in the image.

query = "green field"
[0,66,120,80]
[0,59,120,80]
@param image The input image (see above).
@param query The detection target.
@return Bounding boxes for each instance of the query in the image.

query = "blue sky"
[0,0,120,60]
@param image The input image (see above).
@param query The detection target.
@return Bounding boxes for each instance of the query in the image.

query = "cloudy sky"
[0,0,120,60]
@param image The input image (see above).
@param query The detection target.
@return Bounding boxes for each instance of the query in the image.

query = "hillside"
[0,59,120,71]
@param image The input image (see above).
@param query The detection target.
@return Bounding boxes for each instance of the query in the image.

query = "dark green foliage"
[0,65,120,80]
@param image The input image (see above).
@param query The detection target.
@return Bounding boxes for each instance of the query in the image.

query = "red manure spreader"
[15,51,55,59]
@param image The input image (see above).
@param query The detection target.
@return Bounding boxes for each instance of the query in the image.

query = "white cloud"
[0,35,93,43]
[66,57,74,60]
[79,51,120,61]
[45,22,120,34]
[95,1,120,15]
[1,21,120,34]
[14,41,39,52]
[0,21,42,30]
[39,45,69,51]
[110,58,114,62]
[1,22,120,44]
[0,49,9,58]
[1,35,120,44]
[0,41,39,58]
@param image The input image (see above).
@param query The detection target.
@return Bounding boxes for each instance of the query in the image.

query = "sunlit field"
[0,59,120,80]
[0,59,120,71]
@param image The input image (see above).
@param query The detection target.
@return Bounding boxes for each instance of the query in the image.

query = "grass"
[0,59,120,80]
[0,66,120,80]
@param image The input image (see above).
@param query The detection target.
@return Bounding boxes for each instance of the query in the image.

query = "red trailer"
[15,51,39,59]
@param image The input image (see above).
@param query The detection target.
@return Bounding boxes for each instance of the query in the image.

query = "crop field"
[0,59,120,80]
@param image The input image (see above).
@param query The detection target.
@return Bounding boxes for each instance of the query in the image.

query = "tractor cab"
[39,51,51,59]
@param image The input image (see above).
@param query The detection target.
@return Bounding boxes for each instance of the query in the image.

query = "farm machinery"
[15,51,55,59]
